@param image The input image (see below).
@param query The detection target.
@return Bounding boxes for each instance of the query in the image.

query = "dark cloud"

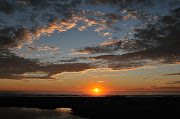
[172,7,180,18]
[28,46,37,51]
[91,54,146,70]
[0,50,92,80]
[85,0,118,5]
[126,86,180,91]
[0,0,84,51]
[0,26,30,48]
[105,13,122,20]
[160,15,177,24]
[0,0,158,51]
[58,59,78,63]
[77,7,180,55]
[149,86,180,90]
[166,81,180,84]
[0,0,93,81]
[169,0,180,7]
[44,63,91,76]
[85,0,157,12]
[91,41,180,70]
[85,0,135,6]
[88,7,180,70]
[105,13,123,25]
[22,0,47,6]
[105,20,117,26]
[162,73,180,76]
[55,57,89,63]
[40,13,57,23]
[76,41,122,54]
[0,0,15,14]
[74,6,179,55]
[0,50,40,79]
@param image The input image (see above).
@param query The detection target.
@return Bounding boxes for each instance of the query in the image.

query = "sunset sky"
[0,0,180,92]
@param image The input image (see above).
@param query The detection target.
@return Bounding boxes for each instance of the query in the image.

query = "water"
[0,91,180,97]
[0,107,87,119]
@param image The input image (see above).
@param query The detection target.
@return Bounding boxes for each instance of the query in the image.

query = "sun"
[89,87,105,96]
[94,88,99,92]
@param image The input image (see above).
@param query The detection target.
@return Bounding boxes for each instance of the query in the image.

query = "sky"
[0,0,180,92]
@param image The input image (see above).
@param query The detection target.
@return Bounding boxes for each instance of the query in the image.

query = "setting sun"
[94,88,99,92]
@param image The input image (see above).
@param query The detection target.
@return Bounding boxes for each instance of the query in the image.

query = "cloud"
[94,27,104,33]
[78,26,87,31]
[44,63,92,79]
[127,86,180,91]
[166,81,180,84]
[79,7,180,70]
[100,40,121,46]
[142,78,163,82]
[123,11,138,20]
[33,20,77,38]
[47,46,59,51]
[0,19,78,50]
[75,10,180,55]
[102,75,119,77]
[0,49,92,80]
[69,51,90,55]
[0,0,15,14]
[15,5,179,73]
[84,18,104,27]
[73,40,122,54]
[85,0,136,6]
[12,71,49,78]
[162,73,180,76]
[103,32,111,37]
[0,0,82,50]
[0,26,31,48]
[56,57,89,63]
[0,51,41,79]
[149,86,180,90]
[58,59,78,63]
[105,13,122,20]
[28,46,59,51]
[91,42,180,70]
[98,81,104,83]
[0,0,157,52]
[0,0,180,81]
[105,13,123,26]
[160,15,177,24]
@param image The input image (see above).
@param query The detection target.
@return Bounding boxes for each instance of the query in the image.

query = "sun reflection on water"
[55,108,72,113]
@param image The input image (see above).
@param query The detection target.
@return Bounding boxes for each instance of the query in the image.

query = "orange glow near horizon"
[88,88,104,96]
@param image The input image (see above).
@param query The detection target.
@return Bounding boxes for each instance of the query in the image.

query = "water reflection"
[0,107,87,119]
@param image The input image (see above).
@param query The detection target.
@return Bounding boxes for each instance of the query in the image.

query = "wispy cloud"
[100,40,121,46]
[166,81,180,84]
[0,51,92,80]
[73,40,122,54]
[162,73,180,76]
[103,32,111,37]
[28,46,59,51]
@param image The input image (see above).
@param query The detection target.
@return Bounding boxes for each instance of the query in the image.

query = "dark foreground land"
[0,96,180,118]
